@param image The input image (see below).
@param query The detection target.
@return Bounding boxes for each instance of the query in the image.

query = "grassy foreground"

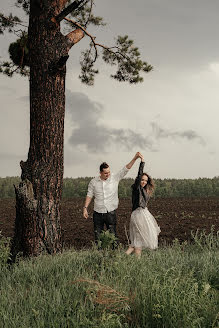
[0,231,219,328]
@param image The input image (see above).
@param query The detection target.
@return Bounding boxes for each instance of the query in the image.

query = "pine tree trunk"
[10,0,84,259]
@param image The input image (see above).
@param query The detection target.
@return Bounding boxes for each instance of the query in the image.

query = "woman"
[126,154,161,258]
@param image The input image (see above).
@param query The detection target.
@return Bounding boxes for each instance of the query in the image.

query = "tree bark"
[11,0,84,259]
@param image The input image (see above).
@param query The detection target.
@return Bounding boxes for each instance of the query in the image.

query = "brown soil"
[0,198,218,249]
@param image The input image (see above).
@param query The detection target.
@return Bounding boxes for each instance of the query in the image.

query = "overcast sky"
[0,0,219,179]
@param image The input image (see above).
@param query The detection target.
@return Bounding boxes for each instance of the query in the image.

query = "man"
[83,152,142,245]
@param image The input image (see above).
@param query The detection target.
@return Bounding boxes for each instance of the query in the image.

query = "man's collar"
[97,175,111,181]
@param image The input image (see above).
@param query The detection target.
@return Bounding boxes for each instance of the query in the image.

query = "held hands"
[134,152,144,162]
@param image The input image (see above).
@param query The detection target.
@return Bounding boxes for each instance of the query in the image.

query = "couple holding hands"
[83,152,160,258]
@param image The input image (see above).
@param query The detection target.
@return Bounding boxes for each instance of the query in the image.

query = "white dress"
[129,207,161,249]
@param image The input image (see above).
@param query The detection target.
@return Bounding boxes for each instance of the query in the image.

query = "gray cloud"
[66,90,155,152]
[110,129,154,151]
[151,122,206,146]
[66,91,206,154]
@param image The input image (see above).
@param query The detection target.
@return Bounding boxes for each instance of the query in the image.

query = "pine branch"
[64,17,128,64]
[64,17,97,60]
[63,17,153,85]
[15,0,30,15]
[84,0,93,28]
[64,18,137,64]
[55,0,89,23]
[0,13,26,34]
[84,0,94,28]
[67,0,106,28]
[0,61,29,77]
[64,18,153,85]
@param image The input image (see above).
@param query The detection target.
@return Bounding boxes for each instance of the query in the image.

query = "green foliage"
[0,231,218,327]
[62,177,91,198]
[1,176,219,199]
[15,0,30,15]
[79,47,99,85]
[0,13,21,34]
[79,34,153,85]
[154,176,219,198]
[9,32,29,67]
[1,0,152,85]
[0,12,28,76]
[62,176,219,199]
[0,231,10,266]
[191,227,219,251]
[68,0,106,28]
[97,230,118,250]
[0,31,29,77]
[0,60,29,77]
[1,32,30,76]
[102,35,153,84]
[0,177,21,198]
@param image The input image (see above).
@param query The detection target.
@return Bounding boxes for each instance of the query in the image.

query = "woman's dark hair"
[142,173,155,195]
[100,162,109,172]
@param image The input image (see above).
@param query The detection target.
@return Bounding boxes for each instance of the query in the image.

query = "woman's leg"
[125,246,134,255]
[134,247,142,258]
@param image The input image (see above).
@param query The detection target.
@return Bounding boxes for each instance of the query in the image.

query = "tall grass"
[0,230,218,328]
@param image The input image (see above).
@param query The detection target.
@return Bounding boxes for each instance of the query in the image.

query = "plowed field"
[0,198,218,249]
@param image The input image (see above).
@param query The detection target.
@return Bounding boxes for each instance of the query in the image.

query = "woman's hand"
[139,153,144,162]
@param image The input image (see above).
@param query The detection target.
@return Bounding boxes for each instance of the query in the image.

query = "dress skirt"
[129,207,161,250]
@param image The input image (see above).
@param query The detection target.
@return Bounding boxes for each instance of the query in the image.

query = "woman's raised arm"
[132,160,145,189]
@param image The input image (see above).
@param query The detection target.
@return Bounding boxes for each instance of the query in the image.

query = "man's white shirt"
[87,166,129,213]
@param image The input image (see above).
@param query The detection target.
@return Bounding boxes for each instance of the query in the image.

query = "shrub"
[0,231,11,266]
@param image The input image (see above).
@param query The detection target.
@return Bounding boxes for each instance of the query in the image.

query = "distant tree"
[0,0,152,259]
[1,176,219,199]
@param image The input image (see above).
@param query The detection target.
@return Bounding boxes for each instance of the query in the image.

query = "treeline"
[1,176,219,199]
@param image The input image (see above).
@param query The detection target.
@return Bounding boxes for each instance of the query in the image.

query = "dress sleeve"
[132,162,145,189]
[87,178,95,198]
[114,166,129,181]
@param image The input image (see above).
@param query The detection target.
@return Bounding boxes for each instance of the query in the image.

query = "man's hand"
[134,152,141,160]
[83,208,89,219]
[83,196,92,219]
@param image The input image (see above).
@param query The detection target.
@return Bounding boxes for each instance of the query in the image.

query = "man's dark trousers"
[93,210,117,246]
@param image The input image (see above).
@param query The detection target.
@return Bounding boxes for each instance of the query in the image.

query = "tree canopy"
[0,0,153,83]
